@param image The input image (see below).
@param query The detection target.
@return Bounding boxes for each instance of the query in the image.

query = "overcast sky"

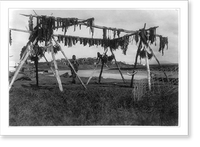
[9,9,178,65]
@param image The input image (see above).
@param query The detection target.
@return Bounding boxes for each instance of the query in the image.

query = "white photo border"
[0,1,188,136]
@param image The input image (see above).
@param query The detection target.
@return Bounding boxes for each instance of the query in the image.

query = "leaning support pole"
[145,49,151,91]
[50,42,63,92]
[43,54,55,76]
[110,48,125,83]
[87,47,108,85]
[130,50,139,87]
[99,61,104,84]
[9,42,32,90]
[86,64,98,85]
[60,48,87,89]
[52,37,87,90]
[149,48,169,81]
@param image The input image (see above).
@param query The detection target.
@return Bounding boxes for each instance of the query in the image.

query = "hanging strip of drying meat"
[69,37,73,47]
[56,17,60,29]
[72,37,76,45]
[52,17,55,30]
[57,35,61,43]
[103,28,107,39]
[117,30,120,38]
[139,29,148,47]
[64,36,67,46]
[149,28,156,44]
[135,32,139,44]
[9,30,12,45]
[113,29,116,39]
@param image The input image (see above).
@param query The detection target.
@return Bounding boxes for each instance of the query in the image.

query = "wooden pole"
[130,44,140,87]
[14,48,28,76]
[145,49,151,91]
[99,61,104,84]
[10,28,32,34]
[141,23,151,90]
[130,24,147,88]
[20,13,160,35]
[86,64,98,85]
[9,42,32,90]
[43,54,55,76]
[50,42,63,92]
[60,48,87,89]
[102,48,108,56]
[10,25,160,42]
[149,48,169,81]
[52,37,87,90]
[110,48,125,83]
[130,52,139,87]
[34,55,39,87]
[81,23,158,35]
[86,47,108,85]
[98,47,108,84]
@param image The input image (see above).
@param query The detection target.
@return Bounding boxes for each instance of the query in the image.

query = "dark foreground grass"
[9,81,178,126]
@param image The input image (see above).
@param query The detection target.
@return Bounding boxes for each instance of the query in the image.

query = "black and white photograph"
[8,8,179,126]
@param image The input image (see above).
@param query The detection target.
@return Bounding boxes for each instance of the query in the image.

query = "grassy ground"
[9,74,178,126]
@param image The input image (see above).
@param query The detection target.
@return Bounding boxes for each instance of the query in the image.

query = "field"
[9,69,178,126]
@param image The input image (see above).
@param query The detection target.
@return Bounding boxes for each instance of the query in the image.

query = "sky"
[9,9,178,65]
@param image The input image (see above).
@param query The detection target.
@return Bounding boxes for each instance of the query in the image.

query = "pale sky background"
[9,9,178,65]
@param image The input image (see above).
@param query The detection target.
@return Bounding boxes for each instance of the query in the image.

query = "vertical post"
[145,49,151,91]
[130,23,146,87]
[9,42,32,90]
[86,47,108,85]
[50,42,63,92]
[98,47,108,84]
[137,23,152,90]
[130,47,140,87]
[34,55,39,87]
[110,48,125,83]
[99,61,104,84]
[52,36,87,90]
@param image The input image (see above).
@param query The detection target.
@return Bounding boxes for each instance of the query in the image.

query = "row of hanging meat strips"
[57,35,105,48]
[102,27,121,39]
[35,16,95,42]
[101,27,158,55]
[101,26,157,45]
[110,36,130,55]
[36,16,76,32]
[56,33,131,55]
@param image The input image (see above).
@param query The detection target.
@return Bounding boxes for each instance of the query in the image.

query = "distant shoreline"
[9,62,178,72]
[108,63,178,71]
